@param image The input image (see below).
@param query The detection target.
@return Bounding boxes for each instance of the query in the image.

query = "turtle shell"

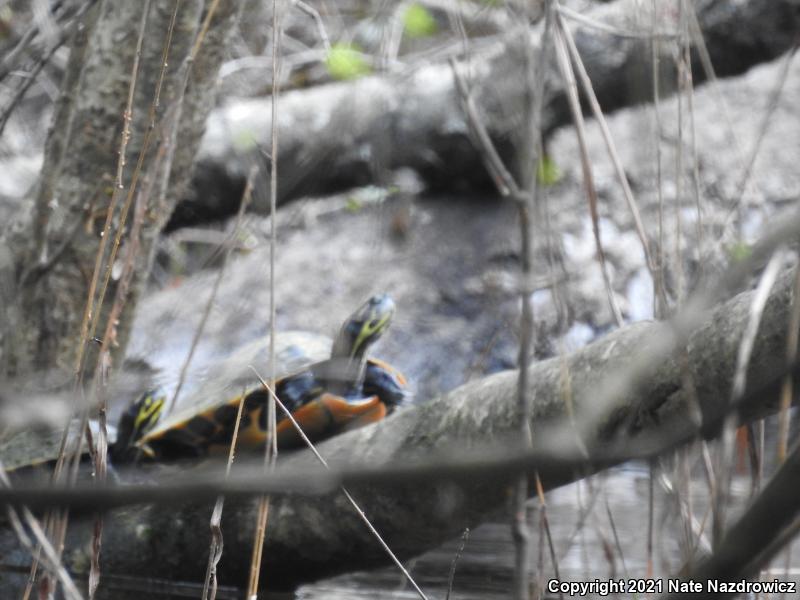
[132,332,407,461]
[162,330,332,417]
[136,357,407,461]
[0,419,114,482]
[0,420,82,474]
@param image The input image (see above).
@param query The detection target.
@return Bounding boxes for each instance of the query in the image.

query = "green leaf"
[403,3,438,38]
[326,43,371,81]
[729,242,752,263]
[345,197,363,213]
[233,129,258,153]
[536,155,562,186]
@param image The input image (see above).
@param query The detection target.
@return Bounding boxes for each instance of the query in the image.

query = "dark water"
[295,464,800,599]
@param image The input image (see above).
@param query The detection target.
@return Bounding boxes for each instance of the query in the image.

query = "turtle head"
[110,390,165,463]
[331,294,395,362]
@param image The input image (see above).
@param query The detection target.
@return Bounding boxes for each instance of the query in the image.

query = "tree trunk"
[0,0,239,378]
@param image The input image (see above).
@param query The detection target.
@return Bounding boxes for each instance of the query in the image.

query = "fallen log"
[169,0,800,229]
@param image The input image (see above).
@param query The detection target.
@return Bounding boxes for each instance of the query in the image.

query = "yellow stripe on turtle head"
[133,393,165,434]
[332,294,395,361]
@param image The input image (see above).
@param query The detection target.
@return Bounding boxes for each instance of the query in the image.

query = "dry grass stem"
[445,528,470,600]
[202,386,248,600]
[534,473,560,589]
[650,0,667,318]
[684,5,757,242]
[734,45,798,215]
[292,1,331,53]
[449,57,518,197]
[247,1,283,595]
[552,19,623,326]
[556,10,655,277]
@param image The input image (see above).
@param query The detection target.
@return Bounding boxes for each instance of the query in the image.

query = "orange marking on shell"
[236,418,270,449]
[342,401,386,431]
[318,393,383,425]
[368,358,407,386]
[276,400,332,439]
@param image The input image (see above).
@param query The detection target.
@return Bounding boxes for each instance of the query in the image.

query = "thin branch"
[202,382,247,600]
[292,0,331,53]
[552,14,623,326]
[0,0,98,137]
[445,528,469,600]
[734,44,798,218]
[449,57,519,198]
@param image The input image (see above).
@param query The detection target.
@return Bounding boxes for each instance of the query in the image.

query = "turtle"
[116,293,407,462]
[0,295,406,478]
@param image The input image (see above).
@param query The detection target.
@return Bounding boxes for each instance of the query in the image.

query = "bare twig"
[83,5,157,596]
[556,11,655,277]
[29,2,160,596]
[449,57,519,198]
[552,15,623,326]
[292,0,331,53]
[445,528,470,600]
[0,0,98,138]
[450,11,553,597]
[684,4,758,243]
[713,248,786,544]
[85,145,152,600]
[202,385,247,600]
[734,44,798,222]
